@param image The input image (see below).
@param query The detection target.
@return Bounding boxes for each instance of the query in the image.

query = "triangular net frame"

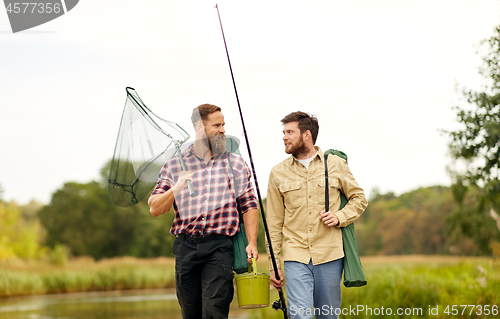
[108,87,191,207]
[108,87,243,207]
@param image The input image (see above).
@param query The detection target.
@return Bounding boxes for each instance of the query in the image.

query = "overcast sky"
[1,0,500,205]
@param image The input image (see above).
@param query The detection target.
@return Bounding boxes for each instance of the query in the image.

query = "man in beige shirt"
[267,111,367,319]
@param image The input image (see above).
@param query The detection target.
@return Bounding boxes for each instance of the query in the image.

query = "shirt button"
[309,212,312,215]
[309,195,311,198]
[309,228,312,231]
[310,245,313,248]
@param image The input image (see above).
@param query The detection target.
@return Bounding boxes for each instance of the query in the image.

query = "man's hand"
[246,243,258,264]
[320,210,339,227]
[149,171,193,217]
[269,269,285,290]
[172,171,194,195]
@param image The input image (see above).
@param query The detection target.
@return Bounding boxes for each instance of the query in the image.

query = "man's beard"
[286,136,307,158]
[205,133,226,156]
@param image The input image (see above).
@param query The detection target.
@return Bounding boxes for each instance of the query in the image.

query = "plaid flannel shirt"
[151,145,257,236]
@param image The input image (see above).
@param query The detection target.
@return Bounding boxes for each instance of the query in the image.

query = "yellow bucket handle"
[248,257,257,274]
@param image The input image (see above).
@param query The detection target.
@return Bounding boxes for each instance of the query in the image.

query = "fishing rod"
[215,4,288,318]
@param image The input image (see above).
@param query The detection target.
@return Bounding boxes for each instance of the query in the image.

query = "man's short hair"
[191,104,221,126]
[281,111,319,144]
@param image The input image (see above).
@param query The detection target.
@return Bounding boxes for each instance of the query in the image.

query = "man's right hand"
[173,171,193,194]
[149,171,193,217]
[269,269,285,290]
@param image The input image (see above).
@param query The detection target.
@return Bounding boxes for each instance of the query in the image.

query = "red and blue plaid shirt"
[151,145,258,236]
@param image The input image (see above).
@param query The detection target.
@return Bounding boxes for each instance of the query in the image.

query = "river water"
[0,289,266,319]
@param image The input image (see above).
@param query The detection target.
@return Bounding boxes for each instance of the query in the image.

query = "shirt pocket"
[317,178,340,210]
[279,181,303,212]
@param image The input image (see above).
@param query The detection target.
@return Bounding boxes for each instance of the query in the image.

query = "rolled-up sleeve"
[333,157,368,227]
[151,164,172,196]
[235,160,258,214]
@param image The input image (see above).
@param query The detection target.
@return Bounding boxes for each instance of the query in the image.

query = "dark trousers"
[173,236,234,319]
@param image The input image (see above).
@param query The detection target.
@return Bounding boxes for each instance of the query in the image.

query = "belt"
[176,233,229,244]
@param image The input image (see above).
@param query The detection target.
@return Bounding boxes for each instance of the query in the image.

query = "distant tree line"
[35,174,269,260]
[37,179,175,260]
[356,186,499,256]
[1,179,498,261]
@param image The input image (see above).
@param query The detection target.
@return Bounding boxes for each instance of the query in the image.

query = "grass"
[0,256,176,297]
[339,256,499,318]
[1,255,499,318]
[246,255,500,319]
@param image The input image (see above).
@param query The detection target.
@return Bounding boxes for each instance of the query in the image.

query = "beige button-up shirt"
[266,147,368,269]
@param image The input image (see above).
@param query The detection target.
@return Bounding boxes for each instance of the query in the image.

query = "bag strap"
[324,151,350,221]
[324,153,329,212]
[227,154,243,219]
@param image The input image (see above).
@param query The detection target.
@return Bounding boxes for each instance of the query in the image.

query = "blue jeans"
[284,258,343,319]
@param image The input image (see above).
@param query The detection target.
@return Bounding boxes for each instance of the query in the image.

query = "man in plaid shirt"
[149,104,259,319]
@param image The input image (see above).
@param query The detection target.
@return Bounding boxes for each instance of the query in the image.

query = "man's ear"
[196,120,204,133]
[304,130,311,141]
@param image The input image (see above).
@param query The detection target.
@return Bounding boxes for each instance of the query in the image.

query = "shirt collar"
[288,146,324,165]
[186,144,229,161]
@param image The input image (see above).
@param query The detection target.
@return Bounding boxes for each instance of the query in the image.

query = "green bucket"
[234,258,270,308]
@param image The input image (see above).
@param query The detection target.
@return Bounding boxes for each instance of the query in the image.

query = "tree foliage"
[35,159,271,260]
[357,187,453,255]
[37,180,175,260]
[0,201,46,259]
[357,186,500,256]
[444,25,500,253]
[447,26,500,208]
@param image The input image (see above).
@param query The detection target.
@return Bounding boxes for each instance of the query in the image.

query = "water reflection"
[0,289,253,319]
[0,285,283,319]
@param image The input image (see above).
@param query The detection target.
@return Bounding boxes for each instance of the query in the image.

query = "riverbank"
[0,256,176,297]
[1,255,499,318]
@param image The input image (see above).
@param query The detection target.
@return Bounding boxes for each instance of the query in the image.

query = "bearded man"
[266,111,367,319]
[149,104,259,319]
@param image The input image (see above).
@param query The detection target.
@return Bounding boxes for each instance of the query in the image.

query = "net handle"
[175,143,195,197]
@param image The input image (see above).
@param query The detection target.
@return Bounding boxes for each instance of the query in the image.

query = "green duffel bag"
[324,149,367,288]
[233,220,249,274]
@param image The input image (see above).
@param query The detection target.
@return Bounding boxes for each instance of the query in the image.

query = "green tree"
[38,159,178,260]
[447,26,500,206]
[128,201,175,258]
[0,201,46,259]
[38,159,270,260]
[38,181,142,259]
[356,187,455,256]
[445,25,500,253]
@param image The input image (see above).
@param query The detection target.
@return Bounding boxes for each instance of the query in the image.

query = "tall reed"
[0,256,176,297]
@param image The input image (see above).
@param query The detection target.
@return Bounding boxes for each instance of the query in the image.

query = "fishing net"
[108,87,243,207]
[108,87,191,207]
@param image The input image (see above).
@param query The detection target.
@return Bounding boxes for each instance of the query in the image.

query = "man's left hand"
[319,210,339,227]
